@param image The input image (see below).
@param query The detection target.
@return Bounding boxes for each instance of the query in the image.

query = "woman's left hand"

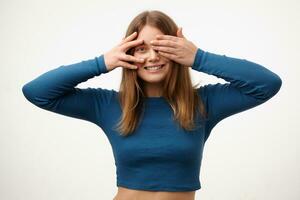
[150,27,198,67]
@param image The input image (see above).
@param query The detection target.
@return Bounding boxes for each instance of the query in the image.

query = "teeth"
[144,65,163,70]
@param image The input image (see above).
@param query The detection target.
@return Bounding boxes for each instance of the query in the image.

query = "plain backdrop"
[1,0,299,199]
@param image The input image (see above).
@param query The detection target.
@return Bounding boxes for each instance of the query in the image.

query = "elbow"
[264,73,282,99]
[22,82,34,102]
[22,82,48,106]
[22,82,51,108]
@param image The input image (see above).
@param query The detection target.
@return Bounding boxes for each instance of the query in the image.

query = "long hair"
[113,10,207,136]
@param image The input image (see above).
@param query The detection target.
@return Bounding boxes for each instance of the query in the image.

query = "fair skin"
[133,25,172,97]
[104,26,199,200]
[133,25,198,98]
[104,25,198,97]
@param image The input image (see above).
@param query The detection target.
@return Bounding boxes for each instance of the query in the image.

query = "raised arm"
[192,48,282,141]
[22,55,113,126]
[22,32,146,127]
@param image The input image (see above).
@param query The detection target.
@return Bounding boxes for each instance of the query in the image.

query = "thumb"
[177,27,185,38]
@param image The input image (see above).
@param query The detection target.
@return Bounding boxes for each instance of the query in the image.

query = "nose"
[148,48,160,62]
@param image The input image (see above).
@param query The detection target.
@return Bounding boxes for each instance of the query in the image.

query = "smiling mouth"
[143,64,165,71]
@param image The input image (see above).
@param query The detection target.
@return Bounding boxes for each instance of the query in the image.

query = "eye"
[135,46,146,52]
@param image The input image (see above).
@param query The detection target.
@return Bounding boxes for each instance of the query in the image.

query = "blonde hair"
[113,10,207,136]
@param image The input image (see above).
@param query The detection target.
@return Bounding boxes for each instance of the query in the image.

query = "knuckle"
[116,54,122,60]
[122,44,128,50]
[116,46,122,52]
[128,55,134,61]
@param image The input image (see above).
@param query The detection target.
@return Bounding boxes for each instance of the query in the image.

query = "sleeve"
[192,48,282,141]
[22,54,114,127]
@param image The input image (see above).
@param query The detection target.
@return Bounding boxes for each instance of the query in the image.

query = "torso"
[107,94,201,200]
[113,186,196,200]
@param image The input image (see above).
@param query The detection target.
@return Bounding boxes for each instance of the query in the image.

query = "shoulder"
[198,83,232,100]
[91,88,119,104]
[198,83,226,94]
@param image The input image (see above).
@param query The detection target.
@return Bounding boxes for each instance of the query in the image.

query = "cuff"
[191,48,205,70]
[95,54,109,74]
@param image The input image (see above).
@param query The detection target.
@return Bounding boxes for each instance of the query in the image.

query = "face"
[132,25,171,84]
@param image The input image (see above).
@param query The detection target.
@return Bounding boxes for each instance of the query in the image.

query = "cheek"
[136,63,144,68]
[164,62,172,71]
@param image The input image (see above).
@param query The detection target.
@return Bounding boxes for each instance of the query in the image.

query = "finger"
[150,39,178,48]
[119,61,138,69]
[121,39,144,51]
[120,32,137,44]
[156,34,179,42]
[120,54,145,63]
[157,51,177,60]
[152,46,177,54]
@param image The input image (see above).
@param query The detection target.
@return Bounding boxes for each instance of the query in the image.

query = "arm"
[192,48,282,141]
[22,54,114,126]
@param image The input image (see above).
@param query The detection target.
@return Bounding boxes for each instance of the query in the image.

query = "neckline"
[143,95,165,100]
[145,96,164,99]
[142,96,167,104]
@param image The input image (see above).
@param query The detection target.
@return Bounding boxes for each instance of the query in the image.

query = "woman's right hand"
[103,32,145,72]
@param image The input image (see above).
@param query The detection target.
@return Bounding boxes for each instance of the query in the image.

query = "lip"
[143,64,165,73]
[143,64,165,67]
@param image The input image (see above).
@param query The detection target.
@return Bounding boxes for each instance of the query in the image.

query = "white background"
[1,0,299,199]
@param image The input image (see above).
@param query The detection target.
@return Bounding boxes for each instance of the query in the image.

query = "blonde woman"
[22,10,282,200]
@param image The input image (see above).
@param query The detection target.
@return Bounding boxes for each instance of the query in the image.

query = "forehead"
[136,25,164,45]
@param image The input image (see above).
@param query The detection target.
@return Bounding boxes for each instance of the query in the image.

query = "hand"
[103,32,145,72]
[150,27,198,67]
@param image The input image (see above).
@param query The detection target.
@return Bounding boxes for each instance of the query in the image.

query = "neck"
[143,82,163,97]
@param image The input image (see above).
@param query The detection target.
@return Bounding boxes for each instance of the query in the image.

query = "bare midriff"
[113,186,196,200]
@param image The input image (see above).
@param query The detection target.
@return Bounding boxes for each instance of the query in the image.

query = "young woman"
[22,10,282,200]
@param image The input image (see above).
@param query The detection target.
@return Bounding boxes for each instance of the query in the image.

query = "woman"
[22,10,282,200]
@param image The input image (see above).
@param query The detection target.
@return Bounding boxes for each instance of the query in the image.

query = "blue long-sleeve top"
[22,48,282,192]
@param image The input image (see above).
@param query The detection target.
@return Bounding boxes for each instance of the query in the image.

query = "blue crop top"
[22,48,282,192]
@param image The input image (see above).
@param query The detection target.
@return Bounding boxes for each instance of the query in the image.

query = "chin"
[140,76,167,84]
